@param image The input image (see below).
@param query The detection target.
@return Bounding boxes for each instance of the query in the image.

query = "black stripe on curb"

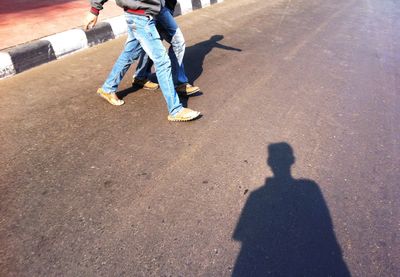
[1,1,224,79]
[85,22,115,47]
[173,2,182,17]
[9,40,56,74]
[191,0,203,10]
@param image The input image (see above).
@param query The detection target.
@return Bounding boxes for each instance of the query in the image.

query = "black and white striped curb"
[0,0,223,79]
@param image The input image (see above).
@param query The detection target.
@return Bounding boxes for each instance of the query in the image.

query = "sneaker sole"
[96,91,124,106]
[177,87,200,96]
[132,83,159,91]
[143,86,159,91]
[167,112,201,122]
[186,87,200,95]
[132,81,159,91]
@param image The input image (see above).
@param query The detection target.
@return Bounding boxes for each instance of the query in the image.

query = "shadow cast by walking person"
[232,142,350,277]
[117,35,241,101]
[184,35,242,84]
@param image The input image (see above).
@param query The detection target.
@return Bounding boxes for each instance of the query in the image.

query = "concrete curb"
[0,0,223,79]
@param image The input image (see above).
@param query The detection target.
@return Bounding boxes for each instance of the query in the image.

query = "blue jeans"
[135,7,189,85]
[102,13,182,115]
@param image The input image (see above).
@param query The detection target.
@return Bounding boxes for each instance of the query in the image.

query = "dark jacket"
[90,0,163,16]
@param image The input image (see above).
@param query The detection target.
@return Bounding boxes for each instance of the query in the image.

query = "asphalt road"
[1,0,399,276]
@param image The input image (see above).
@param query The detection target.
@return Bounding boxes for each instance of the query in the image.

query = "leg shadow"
[116,85,142,100]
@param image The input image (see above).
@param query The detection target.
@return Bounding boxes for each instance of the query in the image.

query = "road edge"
[0,0,223,79]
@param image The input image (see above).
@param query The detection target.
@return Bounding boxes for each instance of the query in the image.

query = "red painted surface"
[0,0,123,50]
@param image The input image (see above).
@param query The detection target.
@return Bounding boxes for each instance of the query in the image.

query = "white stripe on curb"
[0,0,224,80]
[0,52,16,78]
[200,0,211,8]
[104,15,127,38]
[179,1,193,14]
[42,29,88,58]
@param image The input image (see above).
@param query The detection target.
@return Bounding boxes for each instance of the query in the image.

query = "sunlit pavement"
[1,0,399,275]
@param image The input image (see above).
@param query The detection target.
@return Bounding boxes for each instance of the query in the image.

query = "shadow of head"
[267,142,295,178]
[210,34,224,42]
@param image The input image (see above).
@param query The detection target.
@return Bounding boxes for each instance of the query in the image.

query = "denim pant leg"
[102,25,143,93]
[135,49,153,79]
[157,7,189,85]
[167,28,189,85]
[129,14,182,115]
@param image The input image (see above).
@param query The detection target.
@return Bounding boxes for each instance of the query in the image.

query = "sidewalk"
[0,0,223,79]
[0,0,122,50]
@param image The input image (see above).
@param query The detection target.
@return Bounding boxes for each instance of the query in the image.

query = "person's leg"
[156,7,188,85]
[135,50,153,80]
[129,13,182,115]
[102,31,142,92]
[97,26,142,105]
[129,13,199,120]
[156,8,200,95]
[132,8,197,94]
[132,51,159,90]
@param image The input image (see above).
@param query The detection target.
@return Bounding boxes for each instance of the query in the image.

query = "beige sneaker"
[175,83,200,96]
[132,77,159,90]
[96,88,124,106]
[167,108,201,122]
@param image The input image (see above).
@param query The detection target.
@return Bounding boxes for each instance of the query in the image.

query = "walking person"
[84,0,200,122]
[132,0,200,96]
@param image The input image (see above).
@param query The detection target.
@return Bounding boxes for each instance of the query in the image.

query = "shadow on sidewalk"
[0,0,79,14]
[232,142,350,276]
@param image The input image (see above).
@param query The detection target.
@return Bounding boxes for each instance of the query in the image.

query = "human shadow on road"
[117,35,242,102]
[232,142,350,277]
[183,35,242,84]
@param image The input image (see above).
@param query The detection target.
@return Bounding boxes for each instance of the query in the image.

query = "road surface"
[1,0,399,276]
